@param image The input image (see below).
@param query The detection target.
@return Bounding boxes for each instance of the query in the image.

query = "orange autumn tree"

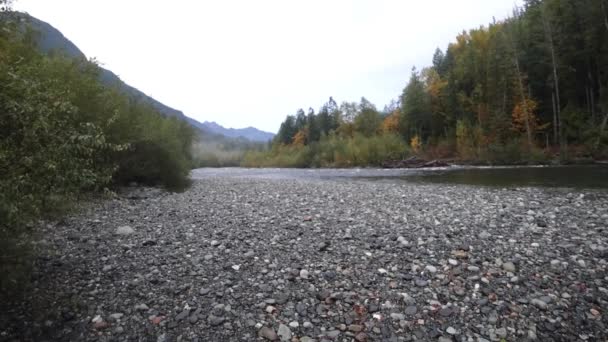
[292,128,308,147]
[381,110,401,134]
[410,135,422,154]
[512,97,548,139]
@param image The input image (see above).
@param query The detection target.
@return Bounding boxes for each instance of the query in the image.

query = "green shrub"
[242,133,408,168]
[0,16,195,292]
[481,138,549,165]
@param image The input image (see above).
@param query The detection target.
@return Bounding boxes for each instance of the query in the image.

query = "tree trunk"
[586,85,592,118]
[602,0,608,31]
[552,91,558,145]
[591,84,596,122]
[597,112,608,150]
[541,3,564,158]
[514,57,533,149]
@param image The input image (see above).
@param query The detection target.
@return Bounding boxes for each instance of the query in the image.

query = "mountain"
[14,13,273,142]
[202,121,274,142]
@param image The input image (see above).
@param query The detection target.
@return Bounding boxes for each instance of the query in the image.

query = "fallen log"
[382,157,450,169]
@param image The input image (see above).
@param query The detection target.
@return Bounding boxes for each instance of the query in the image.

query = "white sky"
[15,0,521,133]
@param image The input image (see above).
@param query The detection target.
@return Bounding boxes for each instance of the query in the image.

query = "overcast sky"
[15,0,521,133]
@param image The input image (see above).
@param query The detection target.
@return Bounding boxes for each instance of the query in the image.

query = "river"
[192,165,608,189]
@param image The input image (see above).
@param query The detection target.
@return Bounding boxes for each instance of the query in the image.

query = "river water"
[192,165,608,189]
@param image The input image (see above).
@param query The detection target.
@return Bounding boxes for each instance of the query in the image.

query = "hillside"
[202,121,274,142]
[18,13,274,142]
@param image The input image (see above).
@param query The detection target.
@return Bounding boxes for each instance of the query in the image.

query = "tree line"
[247,0,608,167]
[1,7,195,291]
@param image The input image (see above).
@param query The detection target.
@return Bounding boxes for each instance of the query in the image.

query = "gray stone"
[502,262,516,273]
[277,324,292,341]
[467,266,480,272]
[405,306,417,316]
[326,330,340,338]
[496,327,507,338]
[135,304,149,311]
[207,315,225,326]
[479,231,491,239]
[390,313,405,320]
[531,299,548,310]
[415,279,428,287]
[115,226,135,235]
[258,326,278,341]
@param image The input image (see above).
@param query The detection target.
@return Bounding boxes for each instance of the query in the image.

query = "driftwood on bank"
[382,156,450,169]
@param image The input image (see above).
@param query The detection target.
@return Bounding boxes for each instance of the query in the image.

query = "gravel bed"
[1,171,608,341]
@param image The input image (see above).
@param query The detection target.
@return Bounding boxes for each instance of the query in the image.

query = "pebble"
[135,304,149,311]
[348,324,363,332]
[479,231,491,239]
[10,170,608,342]
[502,262,516,272]
[277,324,291,341]
[109,313,123,321]
[207,315,225,326]
[425,265,438,273]
[354,332,367,341]
[390,313,405,320]
[467,266,480,272]
[115,225,134,235]
[405,306,417,316]
[531,299,548,310]
[258,326,278,341]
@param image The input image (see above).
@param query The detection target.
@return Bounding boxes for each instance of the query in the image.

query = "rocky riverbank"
[1,171,608,341]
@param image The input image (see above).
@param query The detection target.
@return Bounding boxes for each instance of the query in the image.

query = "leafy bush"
[242,133,408,167]
[0,15,195,291]
[480,139,549,165]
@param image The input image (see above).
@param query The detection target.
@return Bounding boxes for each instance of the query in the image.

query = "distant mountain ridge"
[202,121,274,142]
[15,13,274,142]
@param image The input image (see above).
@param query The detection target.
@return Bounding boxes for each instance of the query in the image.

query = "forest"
[0,5,195,289]
[246,0,608,167]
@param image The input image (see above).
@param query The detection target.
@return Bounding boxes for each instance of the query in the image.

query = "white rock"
[109,313,124,320]
[502,262,516,272]
[299,269,309,279]
[479,231,491,239]
[277,324,292,341]
[425,265,437,273]
[135,303,149,311]
[115,226,134,235]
